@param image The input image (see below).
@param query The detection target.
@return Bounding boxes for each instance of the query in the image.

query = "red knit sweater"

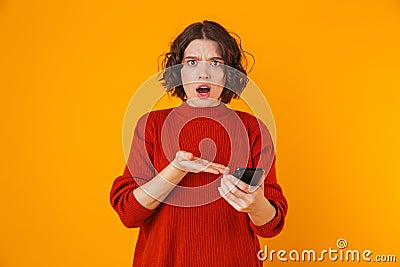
[110,102,288,267]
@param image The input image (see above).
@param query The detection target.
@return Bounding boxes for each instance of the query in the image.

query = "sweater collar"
[174,101,233,120]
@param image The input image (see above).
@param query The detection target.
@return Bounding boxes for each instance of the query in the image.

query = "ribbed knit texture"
[110,102,288,267]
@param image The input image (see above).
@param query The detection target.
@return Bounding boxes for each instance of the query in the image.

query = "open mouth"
[196,84,211,97]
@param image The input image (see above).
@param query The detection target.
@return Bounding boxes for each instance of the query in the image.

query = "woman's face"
[180,39,226,107]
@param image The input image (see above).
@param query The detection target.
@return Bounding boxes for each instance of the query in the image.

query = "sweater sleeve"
[248,118,288,238]
[110,113,158,228]
[249,156,288,238]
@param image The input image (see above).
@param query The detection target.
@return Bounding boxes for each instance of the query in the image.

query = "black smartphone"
[233,168,265,186]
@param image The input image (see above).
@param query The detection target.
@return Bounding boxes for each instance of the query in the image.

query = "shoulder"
[232,110,266,130]
[233,110,257,121]
[232,109,273,143]
[232,110,275,154]
[137,108,174,124]
[134,108,175,134]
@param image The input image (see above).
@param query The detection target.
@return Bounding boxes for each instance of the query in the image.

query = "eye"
[211,60,222,66]
[186,59,197,66]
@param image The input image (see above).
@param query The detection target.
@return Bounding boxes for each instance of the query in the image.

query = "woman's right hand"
[171,151,229,174]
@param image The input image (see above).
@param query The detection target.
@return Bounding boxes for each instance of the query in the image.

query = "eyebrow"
[183,55,224,61]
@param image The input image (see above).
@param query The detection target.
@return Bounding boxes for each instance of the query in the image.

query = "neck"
[185,98,221,108]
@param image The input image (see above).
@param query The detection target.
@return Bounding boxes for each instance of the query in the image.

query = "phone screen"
[233,168,264,186]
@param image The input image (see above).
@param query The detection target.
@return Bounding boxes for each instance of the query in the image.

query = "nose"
[197,61,210,80]
[198,72,209,79]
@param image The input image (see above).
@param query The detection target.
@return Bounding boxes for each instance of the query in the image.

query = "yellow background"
[1,1,399,266]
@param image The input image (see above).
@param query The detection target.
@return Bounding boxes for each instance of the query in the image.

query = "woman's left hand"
[218,174,276,225]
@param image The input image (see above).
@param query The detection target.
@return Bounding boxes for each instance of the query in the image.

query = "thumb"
[185,152,194,160]
[179,150,193,161]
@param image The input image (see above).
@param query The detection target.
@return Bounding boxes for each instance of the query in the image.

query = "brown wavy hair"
[159,20,253,103]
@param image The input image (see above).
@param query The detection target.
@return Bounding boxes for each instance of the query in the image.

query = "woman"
[110,20,288,267]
